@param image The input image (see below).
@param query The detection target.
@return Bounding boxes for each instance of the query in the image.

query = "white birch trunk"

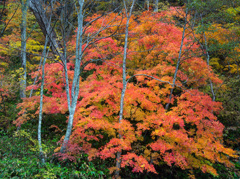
[60,0,85,153]
[165,8,188,110]
[20,0,29,98]
[38,37,50,164]
[38,0,54,163]
[203,32,216,101]
[115,0,135,177]
[154,0,158,12]
[29,0,64,60]
[145,0,149,11]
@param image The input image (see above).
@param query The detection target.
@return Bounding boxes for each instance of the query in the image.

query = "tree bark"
[38,37,50,164]
[20,0,29,99]
[165,7,188,110]
[147,0,149,11]
[29,0,64,60]
[29,0,117,154]
[203,32,215,101]
[38,0,55,163]
[60,0,85,153]
[154,0,158,12]
[115,0,135,177]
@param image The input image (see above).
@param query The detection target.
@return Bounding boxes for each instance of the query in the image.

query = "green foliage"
[69,156,109,179]
[225,6,240,22]
[95,1,112,11]
[0,130,109,178]
[156,1,170,11]
[0,157,74,178]
[13,129,52,156]
[217,77,240,126]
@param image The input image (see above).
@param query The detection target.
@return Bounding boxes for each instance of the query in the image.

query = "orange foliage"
[16,9,237,176]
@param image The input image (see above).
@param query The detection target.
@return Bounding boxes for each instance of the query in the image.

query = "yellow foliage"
[13,129,50,155]
[210,57,223,70]
[54,147,61,153]
[225,6,240,21]
[205,24,230,45]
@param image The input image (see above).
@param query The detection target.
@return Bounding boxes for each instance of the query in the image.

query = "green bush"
[0,130,109,178]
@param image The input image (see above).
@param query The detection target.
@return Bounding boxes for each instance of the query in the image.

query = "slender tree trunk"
[165,8,188,110]
[154,0,158,12]
[197,13,216,101]
[29,0,114,154]
[28,0,83,153]
[203,32,215,101]
[38,0,55,163]
[29,56,43,97]
[29,0,64,60]
[146,0,149,11]
[38,37,50,164]
[115,0,135,177]
[1,2,20,37]
[20,0,29,98]
[60,0,85,153]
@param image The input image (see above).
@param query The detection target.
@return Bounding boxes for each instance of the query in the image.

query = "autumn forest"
[0,0,239,178]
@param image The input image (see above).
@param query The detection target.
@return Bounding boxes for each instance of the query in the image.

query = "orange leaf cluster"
[16,9,237,176]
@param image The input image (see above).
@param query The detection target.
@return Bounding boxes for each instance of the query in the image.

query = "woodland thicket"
[0,0,239,178]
